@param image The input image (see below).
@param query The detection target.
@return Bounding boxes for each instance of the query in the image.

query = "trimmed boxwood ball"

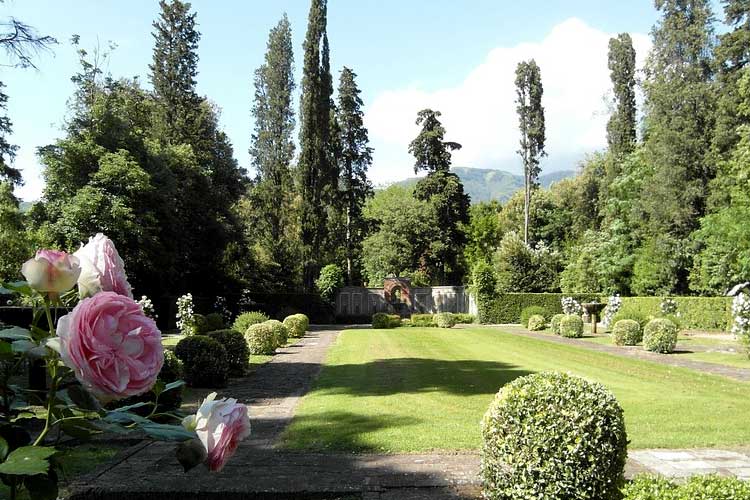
[203,312,225,332]
[207,329,250,377]
[264,319,289,346]
[233,311,269,334]
[372,312,401,328]
[612,319,642,346]
[550,313,565,335]
[410,313,436,327]
[245,322,279,355]
[559,314,584,338]
[481,371,628,500]
[527,314,546,331]
[435,312,456,328]
[283,313,309,338]
[174,335,229,388]
[642,318,678,353]
[520,305,548,326]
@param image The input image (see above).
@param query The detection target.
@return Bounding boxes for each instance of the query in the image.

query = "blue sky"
[2,1,663,201]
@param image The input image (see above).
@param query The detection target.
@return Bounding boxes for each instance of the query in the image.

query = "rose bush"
[55,291,164,401]
[74,233,132,298]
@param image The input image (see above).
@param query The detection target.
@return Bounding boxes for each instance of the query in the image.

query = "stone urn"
[582,302,606,334]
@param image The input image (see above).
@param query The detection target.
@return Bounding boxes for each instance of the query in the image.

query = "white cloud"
[364,18,651,184]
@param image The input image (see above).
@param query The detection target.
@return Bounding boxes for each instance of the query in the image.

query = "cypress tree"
[606,34,637,157]
[250,14,296,261]
[336,67,373,284]
[514,59,546,245]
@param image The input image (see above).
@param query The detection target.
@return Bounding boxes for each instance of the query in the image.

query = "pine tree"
[298,0,334,290]
[514,59,546,245]
[0,82,20,185]
[149,0,202,144]
[336,67,373,284]
[408,109,461,174]
[250,14,296,262]
[606,34,637,158]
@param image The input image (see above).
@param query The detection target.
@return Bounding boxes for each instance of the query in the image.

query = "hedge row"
[479,293,600,324]
[477,293,733,331]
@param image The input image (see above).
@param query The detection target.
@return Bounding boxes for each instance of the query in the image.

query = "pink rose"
[56,291,163,402]
[182,393,251,472]
[21,249,81,295]
[74,233,132,298]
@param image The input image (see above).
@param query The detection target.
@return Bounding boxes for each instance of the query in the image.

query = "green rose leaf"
[107,401,151,413]
[0,281,32,296]
[0,446,56,475]
[66,385,102,412]
[151,380,166,397]
[0,327,32,341]
[11,340,37,354]
[0,341,13,360]
[141,423,195,442]
[163,380,185,393]
[175,438,206,472]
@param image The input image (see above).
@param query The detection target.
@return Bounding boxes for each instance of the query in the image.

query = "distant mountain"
[392,167,576,203]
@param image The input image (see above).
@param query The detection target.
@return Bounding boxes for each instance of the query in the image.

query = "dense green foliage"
[618,296,731,331]
[642,317,679,353]
[244,321,279,355]
[206,329,250,376]
[434,312,456,328]
[622,474,750,500]
[520,305,548,326]
[481,372,627,500]
[477,293,599,324]
[283,313,310,337]
[612,319,642,346]
[372,312,401,329]
[549,313,565,335]
[315,263,344,303]
[607,34,637,157]
[559,314,584,338]
[526,314,546,331]
[233,311,270,334]
[264,319,289,346]
[174,335,229,388]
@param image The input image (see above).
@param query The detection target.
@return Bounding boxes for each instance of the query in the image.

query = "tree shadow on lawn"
[311,358,534,397]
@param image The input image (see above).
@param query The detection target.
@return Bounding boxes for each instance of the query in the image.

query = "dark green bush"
[245,322,279,355]
[520,305,548,326]
[482,372,627,500]
[192,313,206,334]
[264,319,289,346]
[622,474,750,500]
[233,311,270,334]
[550,313,565,335]
[618,297,731,331]
[372,313,401,328]
[527,314,546,331]
[203,312,225,332]
[643,318,678,353]
[174,335,229,388]
[612,319,642,346]
[387,314,402,327]
[453,313,475,324]
[479,293,601,324]
[560,314,584,338]
[410,314,436,327]
[283,313,309,338]
[435,312,456,328]
[207,329,249,376]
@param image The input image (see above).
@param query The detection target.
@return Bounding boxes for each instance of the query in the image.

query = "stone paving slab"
[630,449,750,480]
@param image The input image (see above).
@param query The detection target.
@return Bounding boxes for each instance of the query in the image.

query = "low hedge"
[622,474,750,499]
[174,335,229,388]
[453,313,475,324]
[560,314,584,338]
[520,305,548,326]
[482,372,627,500]
[411,314,436,327]
[206,329,249,376]
[527,314,546,331]
[612,319,642,346]
[435,312,456,328]
[478,293,601,324]
[372,313,401,329]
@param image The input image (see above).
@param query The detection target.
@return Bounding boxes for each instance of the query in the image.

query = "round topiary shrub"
[550,313,565,335]
[481,371,628,500]
[233,311,269,334]
[283,313,309,338]
[372,312,390,329]
[387,314,402,327]
[612,319,642,346]
[435,312,456,328]
[203,312,225,332]
[207,329,249,377]
[264,319,289,346]
[174,335,229,388]
[520,306,548,327]
[559,314,584,338]
[410,314,436,327]
[244,322,279,355]
[642,318,678,353]
[527,314,546,331]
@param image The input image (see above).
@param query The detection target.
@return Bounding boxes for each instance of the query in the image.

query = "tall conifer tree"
[607,34,637,157]
[514,59,546,245]
[336,67,373,284]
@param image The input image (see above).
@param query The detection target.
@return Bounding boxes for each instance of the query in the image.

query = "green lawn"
[281,327,750,452]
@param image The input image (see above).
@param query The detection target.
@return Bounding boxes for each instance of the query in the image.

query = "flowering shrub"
[561,296,583,315]
[137,295,157,320]
[602,294,621,329]
[176,293,197,336]
[731,292,750,356]
[214,295,231,324]
[0,236,250,497]
[660,297,678,316]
